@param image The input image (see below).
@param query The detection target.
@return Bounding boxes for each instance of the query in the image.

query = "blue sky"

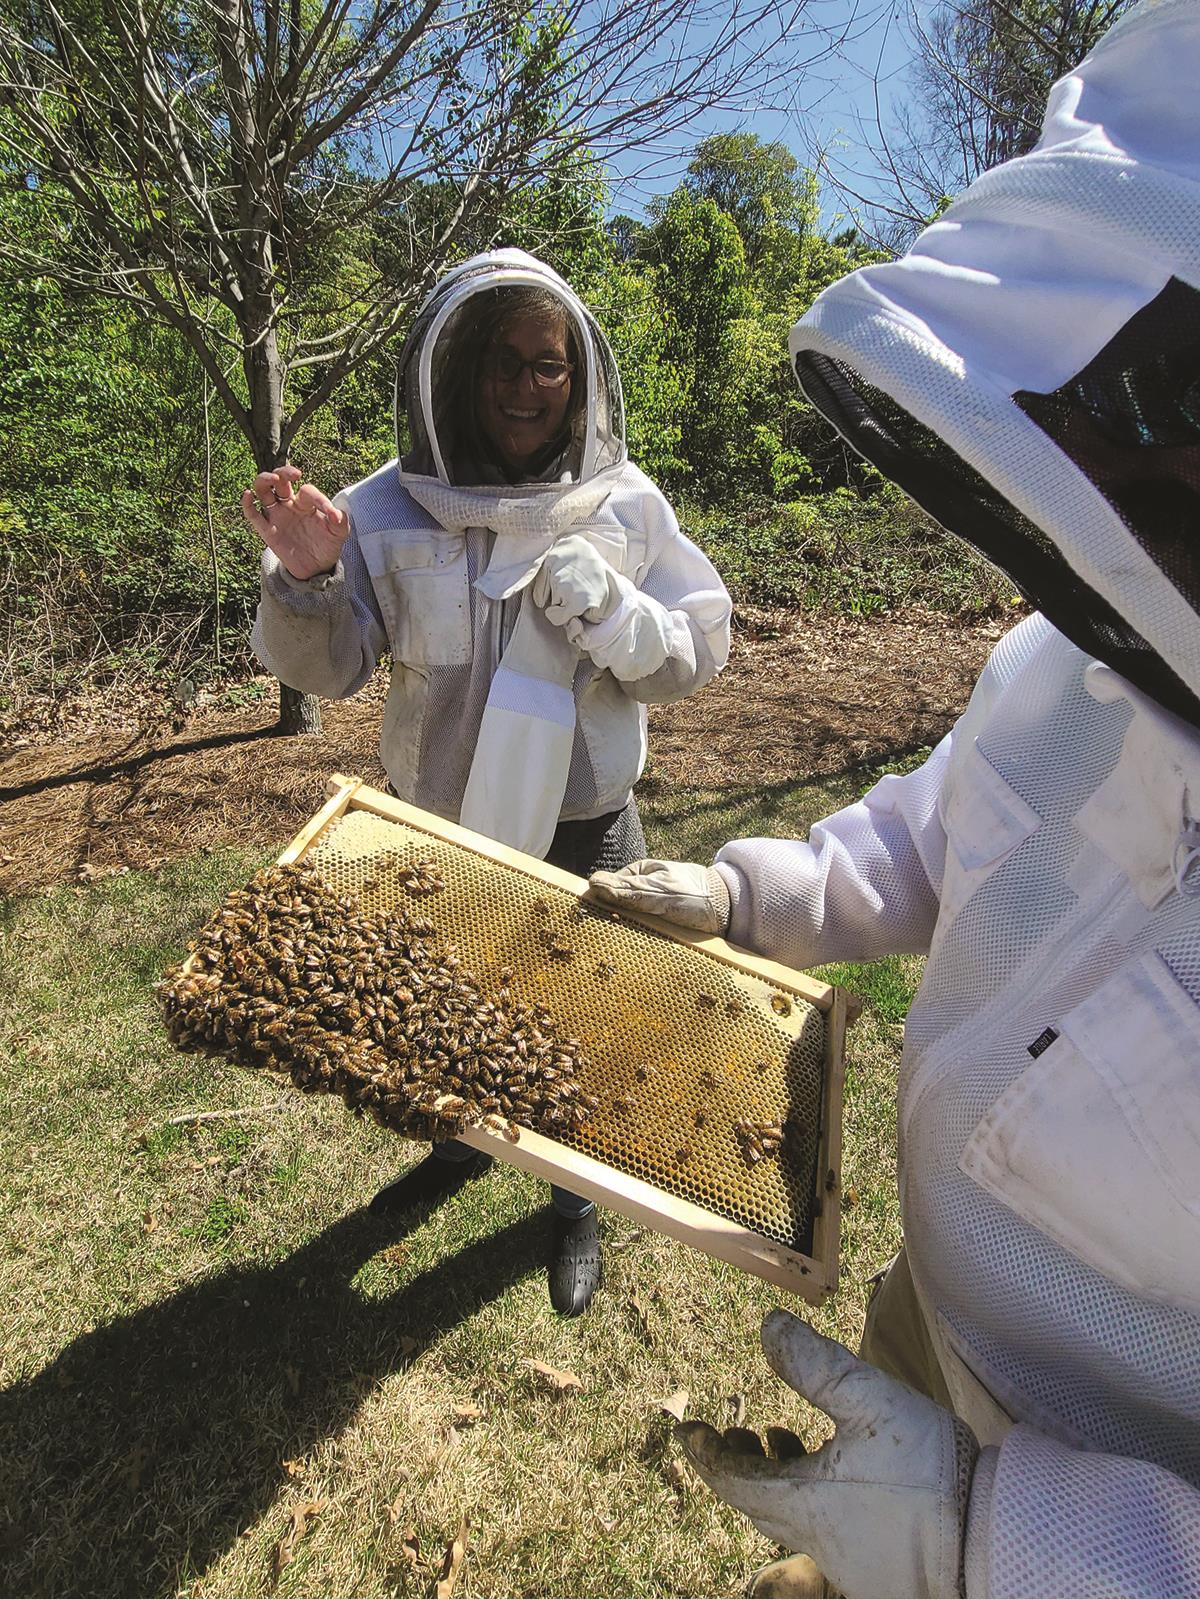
[602,0,917,224]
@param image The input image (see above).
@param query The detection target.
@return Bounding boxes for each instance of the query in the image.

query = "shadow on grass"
[0,1203,546,1598]
[0,721,277,805]
[639,742,934,862]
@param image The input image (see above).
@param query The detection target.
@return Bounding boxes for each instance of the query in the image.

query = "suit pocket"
[938,737,1040,920]
[959,951,1200,1316]
[363,532,471,666]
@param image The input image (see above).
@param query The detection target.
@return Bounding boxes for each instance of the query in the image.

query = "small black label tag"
[1028,1026,1059,1059]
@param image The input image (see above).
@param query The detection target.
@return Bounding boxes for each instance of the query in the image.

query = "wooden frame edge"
[810,987,847,1296]
[455,1120,826,1301]
[277,775,363,865]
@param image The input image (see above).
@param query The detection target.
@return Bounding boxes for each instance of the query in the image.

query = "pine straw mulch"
[0,608,1009,899]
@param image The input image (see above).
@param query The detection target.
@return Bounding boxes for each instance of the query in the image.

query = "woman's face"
[478,312,573,474]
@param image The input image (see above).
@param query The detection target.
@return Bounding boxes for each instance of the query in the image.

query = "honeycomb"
[307,806,827,1254]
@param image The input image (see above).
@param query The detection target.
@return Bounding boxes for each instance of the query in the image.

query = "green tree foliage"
[635,133,882,500]
[639,188,751,484]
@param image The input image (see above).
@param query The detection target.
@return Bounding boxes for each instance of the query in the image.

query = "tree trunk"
[278,681,324,736]
[247,343,324,736]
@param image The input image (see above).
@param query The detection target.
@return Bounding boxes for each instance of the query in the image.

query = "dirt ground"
[0,608,1007,898]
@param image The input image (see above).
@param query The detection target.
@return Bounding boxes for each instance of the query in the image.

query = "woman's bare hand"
[241,464,348,581]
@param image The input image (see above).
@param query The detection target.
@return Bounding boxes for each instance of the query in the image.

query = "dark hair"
[431,285,586,479]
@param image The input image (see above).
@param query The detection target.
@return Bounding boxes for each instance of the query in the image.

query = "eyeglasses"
[485,349,574,388]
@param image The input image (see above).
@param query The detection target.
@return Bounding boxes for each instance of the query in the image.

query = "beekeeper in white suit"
[244,250,731,1317]
[591,1,1200,1592]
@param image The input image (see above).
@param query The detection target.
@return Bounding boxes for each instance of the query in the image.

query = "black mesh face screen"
[1015,277,1200,591]
[794,349,1200,728]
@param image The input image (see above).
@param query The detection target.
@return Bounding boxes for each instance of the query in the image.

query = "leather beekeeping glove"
[678,1310,979,1599]
[532,534,675,682]
[588,858,731,934]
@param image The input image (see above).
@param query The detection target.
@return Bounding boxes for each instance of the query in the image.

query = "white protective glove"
[532,533,673,682]
[531,533,618,627]
[678,1310,979,1599]
[589,857,731,934]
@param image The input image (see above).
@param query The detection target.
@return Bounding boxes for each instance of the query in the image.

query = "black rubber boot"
[368,1150,493,1214]
[547,1207,602,1316]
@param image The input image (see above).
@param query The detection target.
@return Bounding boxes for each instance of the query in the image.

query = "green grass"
[681,491,1011,618]
[1,773,913,1598]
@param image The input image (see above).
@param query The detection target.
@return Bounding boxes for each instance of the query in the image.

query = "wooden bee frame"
[272,774,849,1301]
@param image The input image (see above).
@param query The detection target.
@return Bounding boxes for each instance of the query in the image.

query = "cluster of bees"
[159,863,598,1144]
[734,1118,792,1167]
[386,855,445,897]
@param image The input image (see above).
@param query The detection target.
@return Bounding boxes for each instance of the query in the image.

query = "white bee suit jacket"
[251,251,730,855]
[715,615,1200,1597]
[709,2,1200,1592]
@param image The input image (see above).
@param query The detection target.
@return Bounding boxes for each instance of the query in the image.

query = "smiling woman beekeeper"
[590,0,1200,1592]
[244,250,731,1317]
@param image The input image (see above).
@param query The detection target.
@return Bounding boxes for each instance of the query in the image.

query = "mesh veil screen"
[308,806,827,1254]
[1015,277,1200,601]
[795,349,1200,729]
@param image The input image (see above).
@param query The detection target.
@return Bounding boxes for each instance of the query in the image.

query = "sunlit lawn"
[0,764,920,1598]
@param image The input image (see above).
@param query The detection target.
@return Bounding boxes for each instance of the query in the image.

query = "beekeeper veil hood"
[386,250,634,859]
[790,0,1200,728]
[396,248,626,487]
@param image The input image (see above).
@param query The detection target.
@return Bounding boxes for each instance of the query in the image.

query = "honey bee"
[770,993,792,1017]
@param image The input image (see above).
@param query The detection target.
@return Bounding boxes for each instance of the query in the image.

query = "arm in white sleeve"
[963,1429,1200,1599]
[714,733,953,969]
[250,499,388,698]
[567,488,731,701]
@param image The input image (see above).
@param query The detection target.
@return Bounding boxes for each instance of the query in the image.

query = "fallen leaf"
[271,1497,327,1583]
[398,1528,420,1569]
[141,1209,158,1234]
[282,1458,305,1479]
[663,1458,689,1497]
[434,1513,469,1599]
[730,1393,748,1427]
[629,1294,652,1339]
[76,861,128,883]
[452,1403,483,1427]
[399,1336,419,1359]
[658,1389,689,1422]
[523,1359,583,1393]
